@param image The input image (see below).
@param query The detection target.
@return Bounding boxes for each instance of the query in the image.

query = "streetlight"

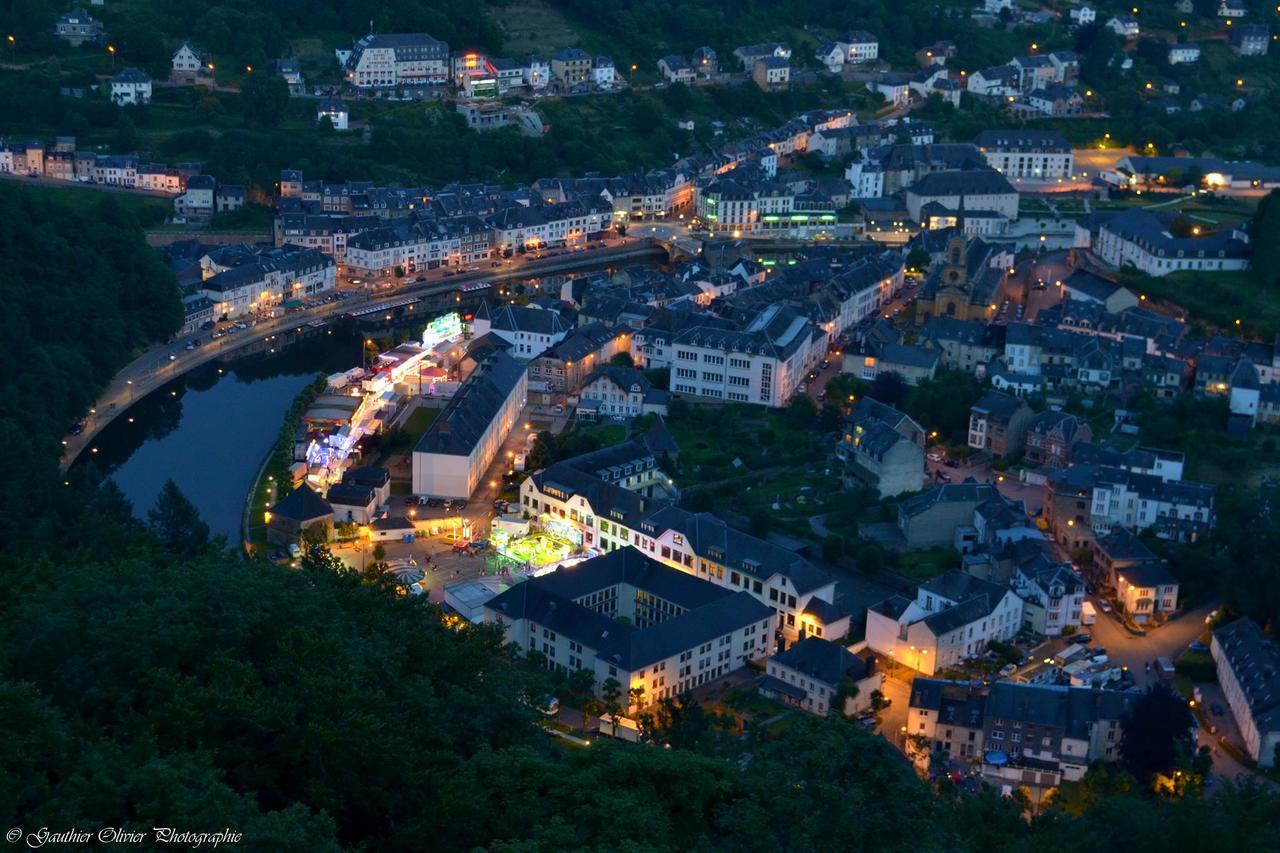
[107,44,116,68]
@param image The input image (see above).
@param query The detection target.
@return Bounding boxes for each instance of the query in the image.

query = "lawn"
[894,547,960,582]
[401,406,440,445]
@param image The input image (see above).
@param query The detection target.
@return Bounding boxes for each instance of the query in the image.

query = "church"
[913,208,1016,324]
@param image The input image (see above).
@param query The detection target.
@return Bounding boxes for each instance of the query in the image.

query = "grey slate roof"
[270,483,332,522]
[1213,619,1280,736]
[771,636,874,688]
[414,350,526,457]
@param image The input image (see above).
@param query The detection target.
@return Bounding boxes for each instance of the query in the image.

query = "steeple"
[954,194,966,235]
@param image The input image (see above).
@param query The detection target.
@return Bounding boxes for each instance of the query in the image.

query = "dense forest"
[0,188,1278,848]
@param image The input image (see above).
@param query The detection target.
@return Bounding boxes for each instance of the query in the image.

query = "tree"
[371,542,386,562]
[112,112,139,151]
[784,394,817,428]
[239,73,289,128]
[905,248,931,273]
[870,371,908,408]
[1251,189,1280,287]
[601,677,623,735]
[627,684,646,712]
[525,430,556,472]
[147,479,209,558]
[1119,683,1195,787]
[608,351,634,367]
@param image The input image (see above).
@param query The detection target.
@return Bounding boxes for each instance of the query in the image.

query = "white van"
[1081,601,1097,626]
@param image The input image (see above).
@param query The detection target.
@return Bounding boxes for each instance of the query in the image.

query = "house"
[968,390,1035,458]
[848,343,940,386]
[760,637,881,716]
[752,56,790,90]
[316,97,349,131]
[815,42,846,73]
[732,42,791,72]
[838,31,879,64]
[919,317,1004,372]
[1211,619,1280,768]
[973,130,1073,181]
[1025,85,1084,117]
[967,65,1020,98]
[528,323,631,393]
[1069,5,1097,24]
[867,74,911,106]
[1231,24,1270,55]
[174,174,216,221]
[865,571,1023,675]
[1094,209,1251,276]
[1060,269,1139,313]
[1025,411,1092,468]
[904,170,1019,224]
[485,547,775,707]
[200,244,334,318]
[471,302,572,359]
[1012,560,1084,636]
[326,482,379,525]
[214,185,245,214]
[550,48,593,87]
[110,68,151,105]
[692,46,718,77]
[171,42,211,80]
[344,33,450,88]
[577,366,670,420]
[267,483,332,545]
[1106,17,1141,38]
[54,11,104,45]
[657,55,695,85]
[524,55,551,89]
[1113,559,1180,622]
[1168,44,1201,64]
[896,482,1001,548]
[837,397,927,498]
[1218,0,1248,17]
[910,680,1136,795]
[411,350,527,499]
[981,0,1013,12]
[274,58,305,94]
[593,56,616,86]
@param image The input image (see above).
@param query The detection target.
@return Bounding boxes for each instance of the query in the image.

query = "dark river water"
[84,333,363,541]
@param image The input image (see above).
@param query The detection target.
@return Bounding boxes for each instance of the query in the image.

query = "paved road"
[61,240,666,468]
[1085,600,1213,691]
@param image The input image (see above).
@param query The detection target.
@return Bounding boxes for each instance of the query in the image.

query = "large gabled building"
[1211,619,1280,768]
[345,33,450,88]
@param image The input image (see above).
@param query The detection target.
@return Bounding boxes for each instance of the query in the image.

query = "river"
[84,333,362,542]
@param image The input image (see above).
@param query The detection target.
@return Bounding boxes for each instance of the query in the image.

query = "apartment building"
[760,636,882,716]
[200,245,335,319]
[1211,619,1280,768]
[411,350,527,499]
[972,130,1073,181]
[865,571,1023,675]
[345,33,451,88]
[485,547,775,706]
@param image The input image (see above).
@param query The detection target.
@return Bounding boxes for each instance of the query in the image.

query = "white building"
[1012,561,1084,636]
[110,68,152,105]
[1168,44,1201,64]
[904,169,1019,223]
[1095,209,1251,276]
[973,129,1074,181]
[838,30,880,63]
[578,366,669,419]
[865,571,1023,675]
[171,42,208,75]
[760,636,882,716]
[344,32,450,88]
[200,245,336,319]
[316,97,349,130]
[1069,5,1097,24]
[592,56,616,86]
[1211,619,1280,768]
[1106,17,1140,38]
[411,350,527,499]
[519,445,846,646]
[471,302,571,359]
[484,547,776,705]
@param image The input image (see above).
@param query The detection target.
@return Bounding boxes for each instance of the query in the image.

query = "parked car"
[927,452,943,463]
[797,383,808,394]
[820,360,830,369]
[288,543,302,559]
[998,663,1017,678]
[1070,633,1091,644]
[1189,641,1209,653]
